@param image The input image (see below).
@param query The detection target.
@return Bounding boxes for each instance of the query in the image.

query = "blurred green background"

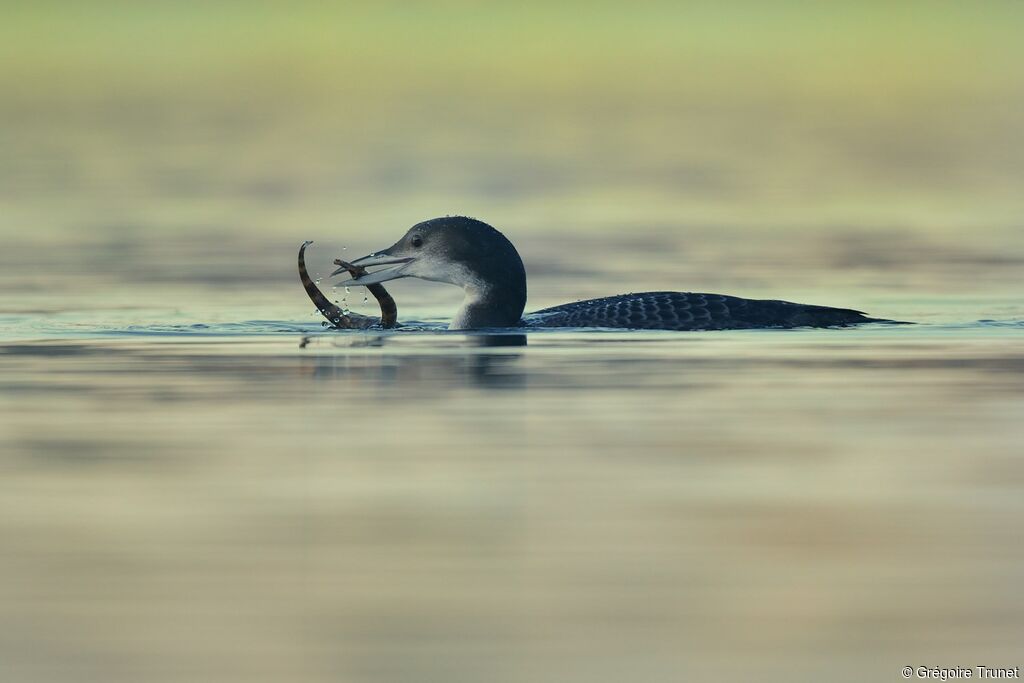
[3,0,1022,244]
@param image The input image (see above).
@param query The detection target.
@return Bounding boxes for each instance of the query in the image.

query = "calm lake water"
[2,236,1022,682]
[3,3,1024,681]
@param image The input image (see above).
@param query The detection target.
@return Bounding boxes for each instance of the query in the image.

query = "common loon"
[331,216,896,331]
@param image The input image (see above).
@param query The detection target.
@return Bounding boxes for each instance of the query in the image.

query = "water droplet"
[342,246,347,251]
[362,295,369,303]
[344,287,350,294]
[314,278,321,284]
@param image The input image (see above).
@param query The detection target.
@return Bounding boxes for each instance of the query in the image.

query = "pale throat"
[449,281,496,330]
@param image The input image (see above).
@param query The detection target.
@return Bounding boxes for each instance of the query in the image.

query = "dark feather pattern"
[525,292,887,330]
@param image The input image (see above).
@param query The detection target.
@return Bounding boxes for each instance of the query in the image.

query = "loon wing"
[525,291,885,330]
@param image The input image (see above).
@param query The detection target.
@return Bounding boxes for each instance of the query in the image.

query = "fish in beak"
[330,251,415,286]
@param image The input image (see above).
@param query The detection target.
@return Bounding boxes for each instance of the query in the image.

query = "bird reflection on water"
[300,332,528,390]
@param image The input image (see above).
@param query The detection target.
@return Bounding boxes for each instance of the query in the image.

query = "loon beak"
[331,252,415,285]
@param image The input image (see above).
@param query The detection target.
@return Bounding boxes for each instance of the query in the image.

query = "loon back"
[525,291,886,330]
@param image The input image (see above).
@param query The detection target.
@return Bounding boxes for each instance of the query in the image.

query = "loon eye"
[411,235,423,248]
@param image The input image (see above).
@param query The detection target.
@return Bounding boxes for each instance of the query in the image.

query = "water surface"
[2,293,1022,683]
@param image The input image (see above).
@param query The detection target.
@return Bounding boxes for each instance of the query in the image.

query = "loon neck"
[450,280,526,329]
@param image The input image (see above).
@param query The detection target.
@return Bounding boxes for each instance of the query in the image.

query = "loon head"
[334,216,527,329]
